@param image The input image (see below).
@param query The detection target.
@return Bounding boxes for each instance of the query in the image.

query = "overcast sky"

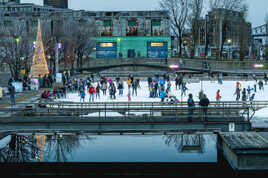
[21,0,268,27]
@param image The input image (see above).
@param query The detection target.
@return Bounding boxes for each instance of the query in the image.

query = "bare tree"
[63,17,96,72]
[188,0,204,58]
[0,20,35,81]
[45,134,95,162]
[41,14,96,74]
[160,0,189,57]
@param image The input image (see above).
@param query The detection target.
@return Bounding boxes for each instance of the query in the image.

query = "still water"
[0,132,217,163]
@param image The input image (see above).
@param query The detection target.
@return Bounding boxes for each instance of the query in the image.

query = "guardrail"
[0,101,251,122]
[85,58,268,72]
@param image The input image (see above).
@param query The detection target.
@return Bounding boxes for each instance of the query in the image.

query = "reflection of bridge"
[80,58,268,73]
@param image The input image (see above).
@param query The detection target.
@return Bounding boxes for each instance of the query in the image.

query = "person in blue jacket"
[160,88,166,102]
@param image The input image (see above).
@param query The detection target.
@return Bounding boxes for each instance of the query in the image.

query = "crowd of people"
[6,69,268,114]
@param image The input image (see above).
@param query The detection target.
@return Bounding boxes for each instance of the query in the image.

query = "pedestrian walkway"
[0,90,40,108]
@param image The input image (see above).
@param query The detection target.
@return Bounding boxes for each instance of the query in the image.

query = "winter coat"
[199,97,210,107]
[96,85,100,93]
[159,79,165,86]
[216,91,221,100]
[108,78,112,84]
[242,90,247,101]
[89,86,95,94]
[187,98,195,107]
[160,90,166,99]
[101,83,107,90]
[127,79,132,86]
[80,91,85,98]
[118,83,123,90]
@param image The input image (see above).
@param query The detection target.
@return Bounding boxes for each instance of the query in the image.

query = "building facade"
[0,0,20,5]
[195,8,252,59]
[252,24,268,59]
[93,11,171,58]
[44,0,68,9]
[0,2,171,59]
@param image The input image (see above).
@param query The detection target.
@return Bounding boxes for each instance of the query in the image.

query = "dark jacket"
[199,97,210,107]
[8,85,15,95]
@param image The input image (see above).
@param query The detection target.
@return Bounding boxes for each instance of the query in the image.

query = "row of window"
[0,6,59,13]
[99,42,164,47]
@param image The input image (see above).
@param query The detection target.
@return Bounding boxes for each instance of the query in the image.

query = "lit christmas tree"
[35,134,46,162]
[29,18,49,78]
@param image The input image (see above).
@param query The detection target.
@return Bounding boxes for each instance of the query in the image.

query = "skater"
[132,79,138,96]
[234,86,241,101]
[88,85,95,102]
[160,88,166,103]
[218,73,223,84]
[247,85,254,98]
[108,77,113,86]
[258,80,264,90]
[118,81,124,96]
[95,83,100,99]
[175,76,180,90]
[101,82,107,95]
[216,89,221,105]
[80,90,85,102]
[166,81,171,94]
[187,93,195,122]
[242,88,247,103]
[127,78,132,90]
[109,83,116,100]
[249,93,255,104]
[252,74,257,82]
[154,82,159,98]
[149,82,154,98]
[181,82,188,97]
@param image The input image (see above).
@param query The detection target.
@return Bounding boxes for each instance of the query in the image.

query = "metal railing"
[0,101,251,122]
[82,58,268,73]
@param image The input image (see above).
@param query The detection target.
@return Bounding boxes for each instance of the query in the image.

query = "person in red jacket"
[216,89,221,106]
[88,85,95,102]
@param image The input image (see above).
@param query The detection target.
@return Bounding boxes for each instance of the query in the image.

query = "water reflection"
[44,134,95,162]
[163,134,206,153]
[0,132,95,163]
[0,132,217,163]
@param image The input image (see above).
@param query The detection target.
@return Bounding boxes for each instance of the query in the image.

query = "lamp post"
[55,42,62,74]
[227,39,232,59]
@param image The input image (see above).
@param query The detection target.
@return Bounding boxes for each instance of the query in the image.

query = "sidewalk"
[0,90,40,108]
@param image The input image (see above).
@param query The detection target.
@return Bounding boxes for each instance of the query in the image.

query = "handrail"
[2,100,268,108]
[0,101,250,122]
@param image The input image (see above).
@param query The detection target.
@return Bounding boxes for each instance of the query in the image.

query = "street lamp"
[15,38,20,43]
[117,38,121,58]
[227,39,232,59]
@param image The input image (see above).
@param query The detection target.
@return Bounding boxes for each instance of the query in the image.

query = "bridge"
[80,58,268,74]
[1,100,265,132]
